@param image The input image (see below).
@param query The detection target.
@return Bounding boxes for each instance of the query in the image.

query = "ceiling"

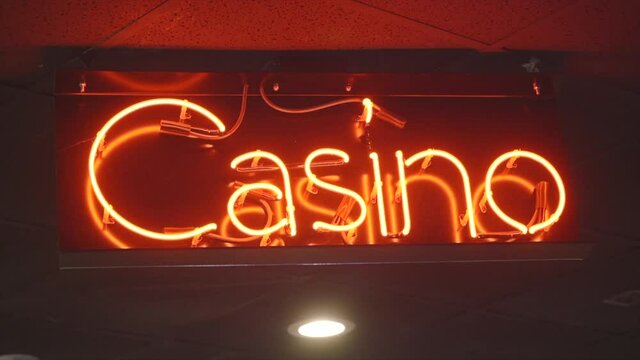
[1,0,639,51]
[1,1,639,359]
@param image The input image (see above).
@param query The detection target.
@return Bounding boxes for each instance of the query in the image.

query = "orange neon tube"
[368,152,388,237]
[404,149,478,238]
[227,183,288,236]
[394,151,411,236]
[295,177,340,217]
[230,150,297,236]
[88,98,226,240]
[485,150,566,235]
[361,174,375,245]
[86,177,129,249]
[304,149,367,233]
[362,98,373,124]
[219,205,263,238]
[86,124,161,248]
[472,174,535,238]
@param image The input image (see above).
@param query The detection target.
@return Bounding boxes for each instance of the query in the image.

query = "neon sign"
[88,98,224,241]
[304,149,367,233]
[87,98,567,246]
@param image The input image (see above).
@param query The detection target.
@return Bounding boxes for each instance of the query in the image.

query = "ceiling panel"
[1,0,638,51]
[357,0,576,45]
[497,0,640,51]
[0,0,165,46]
[101,0,477,49]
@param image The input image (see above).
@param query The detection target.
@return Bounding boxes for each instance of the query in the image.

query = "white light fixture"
[288,319,354,338]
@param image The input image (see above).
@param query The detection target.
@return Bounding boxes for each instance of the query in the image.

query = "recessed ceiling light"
[288,319,354,338]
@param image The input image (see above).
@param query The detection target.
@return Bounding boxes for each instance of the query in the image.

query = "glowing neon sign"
[230,150,297,236]
[485,150,566,235]
[304,148,367,233]
[88,98,567,245]
[89,98,223,241]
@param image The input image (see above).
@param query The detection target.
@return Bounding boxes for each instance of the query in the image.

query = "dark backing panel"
[55,71,579,267]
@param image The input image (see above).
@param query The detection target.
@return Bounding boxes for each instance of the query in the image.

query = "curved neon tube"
[220,205,263,238]
[472,174,535,236]
[304,149,367,232]
[231,150,297,236]
[405,149,477,238]
[213,199,275,243]
[485,150,566,235]
[86,177,129,249]
[362,98,373,124]
[369,152,388,237]
[86,124,160,249]
[395,151,411,236]
[227,183,288,236]
[88,98,225,240]
[295,177,340,217]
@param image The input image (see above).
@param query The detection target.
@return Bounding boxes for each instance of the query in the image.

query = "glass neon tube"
[404,149,478,238]
[88,98,225,240]
[485,150,566,234]
[304,148,367,232]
